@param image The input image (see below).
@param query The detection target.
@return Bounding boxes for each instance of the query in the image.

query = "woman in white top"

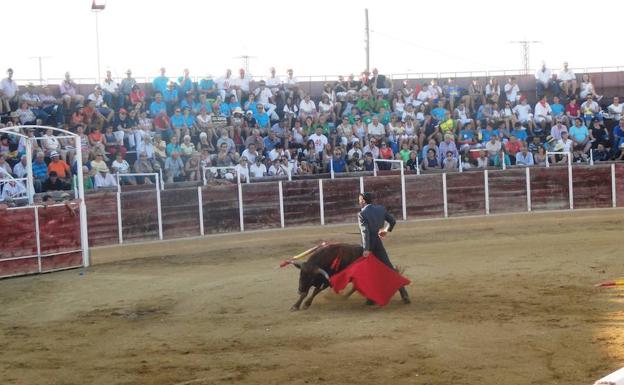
[42,127,68,161]
[352,117,366,142]
[579,74,602,100]
[318,94,335,122]
[298,94,317,121]
[485,78,500,104]
[392,91,406,114]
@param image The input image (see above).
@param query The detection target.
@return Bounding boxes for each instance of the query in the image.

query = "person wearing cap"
[1,177,27,203]
[94,165,117,189]
[0,68,18,114]
[357,192,410,305]
[119,70,137,105]
[47,151,71,181]
[163,81,179,114]
[59,72,84,109]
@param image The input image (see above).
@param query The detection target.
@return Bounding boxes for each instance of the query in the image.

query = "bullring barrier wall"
[3,163,623,278]
[84,163,624,247]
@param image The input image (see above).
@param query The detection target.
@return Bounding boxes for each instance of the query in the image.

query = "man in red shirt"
[565,97,580,126]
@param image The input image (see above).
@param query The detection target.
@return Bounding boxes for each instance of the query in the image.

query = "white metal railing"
[13,65,624,89]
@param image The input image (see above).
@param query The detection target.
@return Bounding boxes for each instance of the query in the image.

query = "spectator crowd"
[1,61,624,203]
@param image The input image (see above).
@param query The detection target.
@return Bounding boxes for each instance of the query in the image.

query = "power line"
[28,56,51,85]
[509,40,541,75]
[370,29,489,69]
[233,55,257,73]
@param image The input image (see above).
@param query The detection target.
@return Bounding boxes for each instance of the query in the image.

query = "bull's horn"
[291,243,323,260]
[316,267,330,281]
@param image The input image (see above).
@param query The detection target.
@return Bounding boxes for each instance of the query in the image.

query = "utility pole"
[28,56,51,85]
[509,40,541,75]
[364,8,370,72]
[233,55,257,73]
[91,0,106,84]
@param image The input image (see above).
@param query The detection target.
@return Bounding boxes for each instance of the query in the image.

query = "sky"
[3,0,624,84]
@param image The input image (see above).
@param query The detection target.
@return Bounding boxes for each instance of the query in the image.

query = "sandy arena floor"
[2,209,624,385]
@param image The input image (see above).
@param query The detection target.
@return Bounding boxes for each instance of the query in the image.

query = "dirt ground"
[2,209,624,385]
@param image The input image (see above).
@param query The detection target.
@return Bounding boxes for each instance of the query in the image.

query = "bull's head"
[288,260,330,294]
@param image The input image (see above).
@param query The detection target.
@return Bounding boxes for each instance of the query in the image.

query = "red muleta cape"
[329,254,410,306]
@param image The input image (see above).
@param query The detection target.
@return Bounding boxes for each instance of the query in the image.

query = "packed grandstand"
[1,63,623,201]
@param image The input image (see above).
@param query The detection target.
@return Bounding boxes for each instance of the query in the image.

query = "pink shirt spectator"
[60,80,78,97]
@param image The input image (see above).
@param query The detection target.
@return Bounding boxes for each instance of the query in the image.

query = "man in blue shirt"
[198,77,218,98]
[32,151,48,192]
[254,104,270,130]
[431,99,448,123]
[511,122,528,142]
[179,94,201,115]
[263,131,280,153]
[149,93,166,117]
[177,68,194,99]
[162,82,179,114]
[152,67,169,95]
[613,118,624,148]
[330,148,348,173]
[551,96,565,119]
[569,118,590,153]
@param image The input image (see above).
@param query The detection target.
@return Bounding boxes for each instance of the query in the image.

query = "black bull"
[287,243,363,311]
